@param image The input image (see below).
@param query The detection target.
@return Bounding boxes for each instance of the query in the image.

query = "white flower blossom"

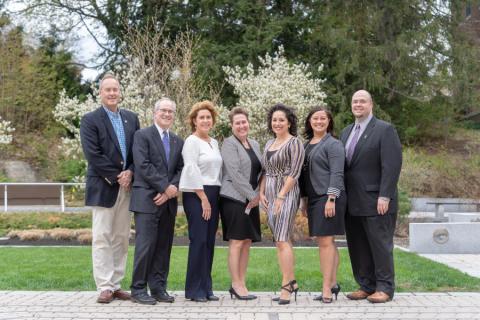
[223,46,327,145]
[52,58,191,181]
[0,116,15,145]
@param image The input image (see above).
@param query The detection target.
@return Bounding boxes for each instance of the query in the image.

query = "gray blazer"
[220,135,262,202]
[340,117,402,216]
[302,133,345,197]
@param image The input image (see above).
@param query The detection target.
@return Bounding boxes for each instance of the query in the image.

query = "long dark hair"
[267,103,298,136]
[303,106,334,140]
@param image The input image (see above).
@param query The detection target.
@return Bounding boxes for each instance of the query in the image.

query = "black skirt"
[219,197,261,242]
[307,191,346,237]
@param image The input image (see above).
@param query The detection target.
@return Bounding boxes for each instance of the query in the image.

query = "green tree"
[13,0,480,142]
[0,14,86,133]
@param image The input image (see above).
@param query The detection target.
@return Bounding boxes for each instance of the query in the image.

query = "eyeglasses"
[158,108,175,114]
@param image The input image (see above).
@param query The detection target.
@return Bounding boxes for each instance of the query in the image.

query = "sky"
[6,1,104,82]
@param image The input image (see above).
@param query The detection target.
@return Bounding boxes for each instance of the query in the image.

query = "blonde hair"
[187,100,218,132]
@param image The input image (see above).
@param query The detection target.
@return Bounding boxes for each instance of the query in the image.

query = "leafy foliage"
[10,1,480,143]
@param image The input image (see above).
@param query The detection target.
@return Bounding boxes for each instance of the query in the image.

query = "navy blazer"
[340,117,402,216]
[80,106,140,208]
[129,125,184,214]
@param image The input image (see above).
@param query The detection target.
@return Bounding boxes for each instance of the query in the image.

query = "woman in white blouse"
[179,100,223,302]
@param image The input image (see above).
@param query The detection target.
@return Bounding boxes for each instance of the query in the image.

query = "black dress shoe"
[152,291,175,303]
[190,297,208,302]
[131,293,157,305]
[207,295,220,301]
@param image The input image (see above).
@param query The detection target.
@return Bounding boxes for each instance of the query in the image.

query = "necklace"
[311,133,326,144]
[271,135,291,150]
[194,132,211,143]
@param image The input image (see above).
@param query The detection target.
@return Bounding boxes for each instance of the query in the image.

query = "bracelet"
[277,194,286,200]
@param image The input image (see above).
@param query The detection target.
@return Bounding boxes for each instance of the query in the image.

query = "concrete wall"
[448,213,480,223]
[411,197,480,213]
[410,222,480,254]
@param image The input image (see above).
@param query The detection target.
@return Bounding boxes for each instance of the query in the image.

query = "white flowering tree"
[0,116,15,145]
[223,46,327,145]
[52,58,167,183]
[53,29,219,182]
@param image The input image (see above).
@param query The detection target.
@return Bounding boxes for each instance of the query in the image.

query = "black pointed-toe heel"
[313,293,333,303]
[275,280,299,305]
[331,283,341,300]
[229,287,256,300]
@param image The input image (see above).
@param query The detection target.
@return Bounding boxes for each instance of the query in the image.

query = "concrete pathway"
[1,291,480,320]
[420,254,480,278]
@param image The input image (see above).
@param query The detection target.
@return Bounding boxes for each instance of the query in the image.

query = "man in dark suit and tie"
[340,90,402,303]
[129,98,184,305]
[80,74,140,304]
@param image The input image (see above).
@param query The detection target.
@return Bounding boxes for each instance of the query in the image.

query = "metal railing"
[1,182,85,212]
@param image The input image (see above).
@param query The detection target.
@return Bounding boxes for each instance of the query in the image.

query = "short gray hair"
[154,97,176,112]
[99,73,120,90]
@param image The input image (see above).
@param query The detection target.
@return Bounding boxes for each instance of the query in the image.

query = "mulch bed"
[0,235,408,248]
[0,236,324,247]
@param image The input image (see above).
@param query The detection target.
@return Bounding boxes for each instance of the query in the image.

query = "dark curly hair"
[303,106,335,140]
[267,103,298,136]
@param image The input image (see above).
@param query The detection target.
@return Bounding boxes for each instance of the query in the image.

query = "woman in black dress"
[300,107,346,303]
[219,107,262,300]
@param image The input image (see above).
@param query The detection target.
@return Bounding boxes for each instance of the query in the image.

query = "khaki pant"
[92,188,132,292]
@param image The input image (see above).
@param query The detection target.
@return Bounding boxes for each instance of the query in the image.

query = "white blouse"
[179,134,223,192]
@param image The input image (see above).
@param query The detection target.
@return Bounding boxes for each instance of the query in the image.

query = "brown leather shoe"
[367,291,392,303]
[346,289,370,300]
[113,289,131,300]
[97,290,114,303]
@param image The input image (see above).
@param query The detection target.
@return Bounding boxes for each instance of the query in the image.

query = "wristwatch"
[328,197,335,203]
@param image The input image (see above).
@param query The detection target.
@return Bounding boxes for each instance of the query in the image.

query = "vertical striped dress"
[262,137,305,241]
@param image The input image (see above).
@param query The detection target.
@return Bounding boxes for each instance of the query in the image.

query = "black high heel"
[313,294,333,303]
[229,287,257,300]
[313,283,341,302]
[272,280,299,305]
[331,283,341,300]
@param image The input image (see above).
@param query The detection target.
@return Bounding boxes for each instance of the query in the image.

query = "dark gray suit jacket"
[80,106,140,208]
[302,133,345,196]
[129,125,184,214]
[340,117,402,216]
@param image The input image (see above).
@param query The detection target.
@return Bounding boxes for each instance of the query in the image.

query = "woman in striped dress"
[259,104,305,305]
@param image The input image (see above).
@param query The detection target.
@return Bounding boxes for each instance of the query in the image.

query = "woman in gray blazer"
[300,107,346,303]
[220,107,262,301]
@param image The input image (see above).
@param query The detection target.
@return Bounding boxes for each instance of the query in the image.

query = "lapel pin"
[124,120,128,123]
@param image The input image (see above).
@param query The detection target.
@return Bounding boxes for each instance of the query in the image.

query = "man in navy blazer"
[340,90,402,303]
[80,74,140,303]
[129,98,184,305]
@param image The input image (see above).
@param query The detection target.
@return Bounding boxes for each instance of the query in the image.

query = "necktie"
[346,125,361,163]
[162,131,170,166]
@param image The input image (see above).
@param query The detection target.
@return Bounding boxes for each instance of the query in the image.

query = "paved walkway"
[2,291,480,320]
[420,254,480,278]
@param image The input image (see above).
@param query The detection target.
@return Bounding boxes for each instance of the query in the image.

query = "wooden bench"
[0,183,84,212]
[426,199,480,221]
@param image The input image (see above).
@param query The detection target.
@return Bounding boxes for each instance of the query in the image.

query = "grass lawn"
[0,246,479,292]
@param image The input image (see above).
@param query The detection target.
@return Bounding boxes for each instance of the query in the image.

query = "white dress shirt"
[179,134,223,192]
[154,123,169,138]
